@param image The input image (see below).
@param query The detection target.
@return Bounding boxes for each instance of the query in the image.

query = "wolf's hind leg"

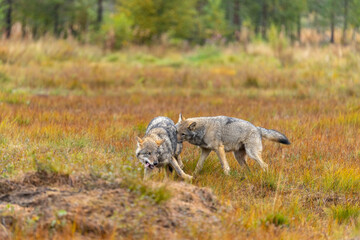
[233,150,251,172]
[215,145,230,175]
[194,148,211,175]
[245,140,268,171]
[169,157,193,181]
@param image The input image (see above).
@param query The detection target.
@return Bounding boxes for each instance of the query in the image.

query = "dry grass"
[0,39,360,239]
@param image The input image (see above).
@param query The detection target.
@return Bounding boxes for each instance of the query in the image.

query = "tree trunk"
[21,18,26,38]
[330,12,335,43]
[32,25,38,39]
[233,0,241,29]
[352,27,357,42]
[260,1,268,39]
[314,12,320,33]
[342,0,348,44]
[255,21,259,35]
[70,23,77,37]
[97,0,103,29]
[297,14,301,43]
[5,0,12,39]
[54,4,60,37]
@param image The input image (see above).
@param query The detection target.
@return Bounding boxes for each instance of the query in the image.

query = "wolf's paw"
[183,174,193,182]
[262,163,269,171]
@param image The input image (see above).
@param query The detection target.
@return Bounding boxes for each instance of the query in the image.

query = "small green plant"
[0,134,7,145]
[33,155,59,174]
[123,177,171,204]
[244,76,260,88]
[56,210,68,218]
[0,71,9,83]
[262,213,289,227]
[245,169,281,191]
[50,209,68,229]
[261,170,280,191]
[14,115,31,126]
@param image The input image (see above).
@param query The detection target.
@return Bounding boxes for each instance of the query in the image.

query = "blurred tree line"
[1,0,360,47]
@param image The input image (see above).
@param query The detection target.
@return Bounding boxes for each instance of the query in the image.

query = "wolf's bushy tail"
[257,127,290,145]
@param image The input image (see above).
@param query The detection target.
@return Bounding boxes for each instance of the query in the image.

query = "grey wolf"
[176,114,290,175]
[136,116,192,180]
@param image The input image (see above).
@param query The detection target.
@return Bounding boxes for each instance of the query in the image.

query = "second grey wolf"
[176,114,290,175]
[136,116,192,180]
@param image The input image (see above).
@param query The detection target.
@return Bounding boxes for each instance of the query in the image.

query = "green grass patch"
[34,156,60,174]
[187,46,222,64]
[262,212,290,227]
[133,122,147,135]
[0,91,30,105]
[303,165,360,193]
[247,169,281,191]
[0,71,9,83]
[337,112,360,127]
[327,204,360,224]
[322,166,360,193]
[0,134,7,145]
[59,136,93,149]
[122,177,171,204]
[15,115,31,126]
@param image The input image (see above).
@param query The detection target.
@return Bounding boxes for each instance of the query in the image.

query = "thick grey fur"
[136,116,191,180]
[176,115,290,175]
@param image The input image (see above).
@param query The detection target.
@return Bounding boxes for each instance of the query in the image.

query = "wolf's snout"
[145,160,155,169]
[153,161,158,166]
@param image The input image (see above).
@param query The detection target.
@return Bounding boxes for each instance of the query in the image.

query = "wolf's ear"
[178,113,186,123]
[155,139,165,146]
[188,122,196,131]
[136,136,143,146]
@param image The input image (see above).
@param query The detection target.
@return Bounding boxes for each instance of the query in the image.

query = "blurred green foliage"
[1,0,360,47]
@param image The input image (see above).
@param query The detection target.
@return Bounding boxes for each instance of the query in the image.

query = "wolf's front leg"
[175,155,184,169]
[169,157,193,181]
[194,148,211,175]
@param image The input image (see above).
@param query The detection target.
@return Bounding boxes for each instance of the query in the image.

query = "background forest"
[1,0,360,47]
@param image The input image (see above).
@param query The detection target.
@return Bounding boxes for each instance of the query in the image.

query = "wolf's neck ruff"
[188,125,206,146]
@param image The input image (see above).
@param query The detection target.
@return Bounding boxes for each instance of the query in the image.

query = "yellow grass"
[0,38,360,239]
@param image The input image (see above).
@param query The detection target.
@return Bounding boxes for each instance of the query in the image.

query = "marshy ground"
[0,39,360,239]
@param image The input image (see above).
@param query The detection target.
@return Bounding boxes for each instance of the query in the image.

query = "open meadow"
[0,39,360,239]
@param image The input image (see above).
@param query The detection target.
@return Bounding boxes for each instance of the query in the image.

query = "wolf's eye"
[181,133,185,136]
[147,152,151,155]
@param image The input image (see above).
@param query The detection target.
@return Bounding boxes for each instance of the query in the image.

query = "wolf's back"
[257,127,290,145]
[146,116,180,155]
[146,116,175,133]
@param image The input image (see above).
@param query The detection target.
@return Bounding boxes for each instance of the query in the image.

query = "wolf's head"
[176,113,197,143]
[135,137,165,169]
